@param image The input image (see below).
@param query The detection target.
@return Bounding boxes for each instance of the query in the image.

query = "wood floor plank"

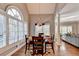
[12,41,79,56]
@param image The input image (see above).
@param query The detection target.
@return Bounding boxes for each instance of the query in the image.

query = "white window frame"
[6,6,25,44]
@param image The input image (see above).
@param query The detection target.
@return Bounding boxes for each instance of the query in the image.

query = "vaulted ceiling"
[0,3,78,23]
[26,3,65,14]
[60,3,79,22]
[26,3,79,22]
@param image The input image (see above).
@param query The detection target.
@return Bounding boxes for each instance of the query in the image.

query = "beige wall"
[29,14,55,35]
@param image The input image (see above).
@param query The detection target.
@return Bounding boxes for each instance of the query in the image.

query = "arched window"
[6,6,22,20]
[6,6,24,44]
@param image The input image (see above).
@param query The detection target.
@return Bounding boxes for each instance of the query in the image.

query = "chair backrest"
[39,33,44,37]
[32,36,44,55]
[51,34,54,42]
[25,35,28,43]
[32,36,44,47]
[32,36,43,42]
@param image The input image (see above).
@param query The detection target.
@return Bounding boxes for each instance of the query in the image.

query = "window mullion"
[6,15,9,45]
[17,20,19,41]
[10,9,15,16]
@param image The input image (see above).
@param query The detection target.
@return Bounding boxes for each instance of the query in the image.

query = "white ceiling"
[26,3,79,22]
[60,3,79,15]
[60,3,79,22]
[26,3,56,14]
[26,3,65,14]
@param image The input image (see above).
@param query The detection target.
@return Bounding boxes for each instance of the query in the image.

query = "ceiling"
[26,3,65,14]
[60,3,79,22]
[26,3,79,22]
[60,3,79,15]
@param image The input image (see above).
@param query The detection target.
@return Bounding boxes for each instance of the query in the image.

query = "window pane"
[9,18,18,44]
[7,10,14,16]
[0,14,6,48]
[11,9,17,15]
[18,22,24,40]
[60,26,72,35]
[43,24,50,35]
[35,25,43,36]
[7,8,22,20]
[24,23,28,35]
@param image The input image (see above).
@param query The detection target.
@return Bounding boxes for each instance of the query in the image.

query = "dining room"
[12,3,79,56]
[0,3,79,56]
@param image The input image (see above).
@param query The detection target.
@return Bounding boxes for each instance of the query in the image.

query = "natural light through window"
[7,7,22,20]
[7,6,25,44]
[0,14,6,48]
[35,24,50,36]
[60,26,72,35]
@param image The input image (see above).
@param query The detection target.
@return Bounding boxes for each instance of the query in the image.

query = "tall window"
[35,24,50,36]
[9,18,18,44]
[67,26,72,33]
[0,6,28,49]
[18,22,24,40]
[24,23,28,35]
[35,25,43,36]
[60,26,72,35]
[7,6,24,44]
[43,24,50,35]
[0,14,6,48]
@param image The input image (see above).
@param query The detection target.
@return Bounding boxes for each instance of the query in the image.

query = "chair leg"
[42,49,44,55]
[33,44,34,55]
[45,43,46,53]
[42,52,43,56]
[25,44,27,54]
[28,43,30,50]
[42,45,43,56]
[51,43,55,54]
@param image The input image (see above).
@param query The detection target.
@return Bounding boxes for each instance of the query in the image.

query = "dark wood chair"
[45,35,55,54]
[39,33,44,37]
[25,35,34,54]
[25,35,28,54]
[32,36,44,56]
[28,40,34,50]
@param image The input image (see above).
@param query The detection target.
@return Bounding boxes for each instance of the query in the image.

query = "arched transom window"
[7,6,22,20]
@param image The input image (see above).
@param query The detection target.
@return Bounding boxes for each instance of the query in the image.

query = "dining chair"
[45,34,55,54]
[28,40,34,50]
[32,36,44,56]
[25,35,28,54]
[39,33,44,37]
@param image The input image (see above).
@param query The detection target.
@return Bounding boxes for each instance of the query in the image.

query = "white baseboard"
[6,43,26,56]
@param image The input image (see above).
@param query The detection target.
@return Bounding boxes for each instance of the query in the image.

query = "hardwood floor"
[12,41,79,56]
